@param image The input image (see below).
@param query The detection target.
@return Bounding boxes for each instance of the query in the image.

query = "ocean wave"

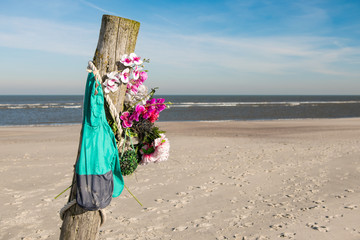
[0,103,82,109]
[63,106,82,109]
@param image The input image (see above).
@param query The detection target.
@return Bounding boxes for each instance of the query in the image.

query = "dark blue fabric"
[76,170,113,210]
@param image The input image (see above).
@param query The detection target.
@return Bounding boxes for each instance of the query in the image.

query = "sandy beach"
[1,118,360,240]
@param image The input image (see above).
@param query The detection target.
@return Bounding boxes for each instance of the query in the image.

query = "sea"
[1,95,360,126]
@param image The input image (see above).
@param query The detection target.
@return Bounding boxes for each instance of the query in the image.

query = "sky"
[0,0,359,95]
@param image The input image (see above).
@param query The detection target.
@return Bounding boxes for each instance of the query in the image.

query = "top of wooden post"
[93,15,141,111]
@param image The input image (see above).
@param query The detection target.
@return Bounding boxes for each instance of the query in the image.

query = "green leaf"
[142,146,155,154]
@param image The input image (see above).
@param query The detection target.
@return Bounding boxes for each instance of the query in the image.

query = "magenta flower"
[156,98,166,111]
[139,71,148,83]
[157,98,165,104]
[147,98,156,105]
[131,105,145,121]
[135,104,145,114]
[143,104,155,120]
[120,112,133,128]
[149,98,166,112]
[141,98,167,122]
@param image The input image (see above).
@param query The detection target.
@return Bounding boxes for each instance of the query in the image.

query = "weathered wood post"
[59,15,140,240]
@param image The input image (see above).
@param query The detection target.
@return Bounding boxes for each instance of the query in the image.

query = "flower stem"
[54,184,72,199]
[124,184,143,207]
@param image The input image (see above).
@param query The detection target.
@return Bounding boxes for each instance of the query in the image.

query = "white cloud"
[79,0,119,16]
[0,15,97,56]
[138,31,360,78]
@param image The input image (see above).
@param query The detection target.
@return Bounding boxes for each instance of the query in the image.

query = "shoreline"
[1,116,360,128]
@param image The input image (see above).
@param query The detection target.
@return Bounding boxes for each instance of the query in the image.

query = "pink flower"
[131,84,138,94]
[152,134,170,163]
[156,98,166,111]
[130,53,143,65]
[141,98,167,122]
[139,144,156,165]
[148,112,159,123]
[131,105,145,122]
[147,98,156,105]
[120,112,133,128]
[139,134,170,165]
[135,104,145,114]
[139,71,148,83]
[120,54,133,67]
[142,108,152,120]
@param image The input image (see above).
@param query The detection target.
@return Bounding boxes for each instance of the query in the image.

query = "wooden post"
[59,15,140,240]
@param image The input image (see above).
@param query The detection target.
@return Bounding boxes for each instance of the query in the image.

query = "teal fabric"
[76,72,124,202]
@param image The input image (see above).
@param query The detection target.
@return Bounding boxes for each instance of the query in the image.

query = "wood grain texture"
[59,15,140,240]
[93,15,140,112]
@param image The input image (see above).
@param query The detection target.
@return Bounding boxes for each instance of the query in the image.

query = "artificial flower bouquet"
[103,53,171,176]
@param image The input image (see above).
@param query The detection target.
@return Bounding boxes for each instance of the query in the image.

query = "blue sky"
[0,0,359,95]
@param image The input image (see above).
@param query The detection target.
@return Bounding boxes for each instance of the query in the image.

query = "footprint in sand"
[154,198,165,203]
[324,214,343,222]
[241,222,254,228]
[335,194,347,199]
[157,209,171,214]
[344,205,358,210]
[236,235,269,240]
[243,205,255,210]
[141,207,157,212]
[306,222,329,232]
[176,192,188,196]
[269,223,284,231]
[273,213,296,220]
[195,225,213,232]
[279,232,296,239]
[172,226,188,231]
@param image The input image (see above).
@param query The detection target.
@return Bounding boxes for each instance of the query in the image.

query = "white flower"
[132,65,141,80]
[124,84,149,106]
[103,79,119,93]
[119,68,130,84]
[106,71,118,80]
[120,54,133,67]
[129,53,143,65]
[103,71,120,94]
